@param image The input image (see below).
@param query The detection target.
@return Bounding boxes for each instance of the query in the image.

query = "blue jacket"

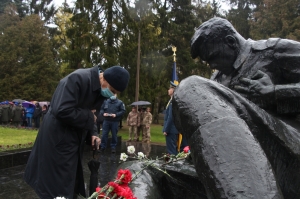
[100,98,125,122]
[162,100,178,134]
[26,106,35,118]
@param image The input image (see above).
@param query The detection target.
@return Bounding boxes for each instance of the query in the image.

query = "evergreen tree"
[166,0,214,81]
[0,8,60,101]
[250,0,300,40]
[226,0,251,39]
[0,0,11,14]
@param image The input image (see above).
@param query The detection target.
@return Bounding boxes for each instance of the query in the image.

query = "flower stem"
[129,157,163,183]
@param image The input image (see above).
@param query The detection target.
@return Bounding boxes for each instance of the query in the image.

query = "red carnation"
[95,186,101,192]
[183,146,190,153]
[108,181,121,194]
[117,169,132,185]
[118,186,137,199]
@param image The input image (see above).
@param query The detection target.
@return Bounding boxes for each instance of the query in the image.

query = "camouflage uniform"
[137,111,145,141]
[126,110,140,141]
[142,111,152,142]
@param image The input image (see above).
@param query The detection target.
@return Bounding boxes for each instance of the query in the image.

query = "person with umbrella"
[25,103,35,127]
[24,65,130,199]
[11,102,22,127]
[1,101,11,125]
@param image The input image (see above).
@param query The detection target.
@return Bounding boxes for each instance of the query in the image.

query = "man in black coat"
[24,65,129,199]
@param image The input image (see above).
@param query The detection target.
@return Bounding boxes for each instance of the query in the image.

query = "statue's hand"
[234,70,275,97]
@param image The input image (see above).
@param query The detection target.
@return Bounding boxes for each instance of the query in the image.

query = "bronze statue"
[172,17,300,198]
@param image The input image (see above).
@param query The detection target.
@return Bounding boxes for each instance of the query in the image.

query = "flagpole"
[172,46,178,84]
[172,46,176,63]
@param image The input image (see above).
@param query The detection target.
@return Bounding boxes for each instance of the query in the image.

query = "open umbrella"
[22,101,35,108]
[130,101,151,106]
[12,99,25,104]
[39,101,50,107]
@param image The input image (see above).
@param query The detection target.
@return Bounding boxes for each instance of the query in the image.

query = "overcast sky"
[52,0,74,7]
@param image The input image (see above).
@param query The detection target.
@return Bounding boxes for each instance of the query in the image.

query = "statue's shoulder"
[251,38,281,51]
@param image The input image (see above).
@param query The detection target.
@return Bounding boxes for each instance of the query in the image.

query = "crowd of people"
[0,101,49,128]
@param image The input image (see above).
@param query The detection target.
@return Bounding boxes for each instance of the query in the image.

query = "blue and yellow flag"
[172,62,179,86]
[172,61,182,151]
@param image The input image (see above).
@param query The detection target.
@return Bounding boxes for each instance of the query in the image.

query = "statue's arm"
[273,39,300,112]
[237,40,300,113]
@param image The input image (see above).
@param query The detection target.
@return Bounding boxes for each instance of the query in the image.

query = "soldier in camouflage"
[136,108,145,141]
[142,107,152,143]
[126,106,140,141]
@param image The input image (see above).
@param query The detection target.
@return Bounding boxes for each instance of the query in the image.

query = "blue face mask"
[110,95,116,100]
[101,87,114,98]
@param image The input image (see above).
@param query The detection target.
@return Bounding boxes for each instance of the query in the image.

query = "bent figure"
[24,66,129,199]
[173,17,300,199]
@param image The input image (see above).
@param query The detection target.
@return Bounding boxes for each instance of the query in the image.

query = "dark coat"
[33,104,42,119]
[11,105,22,122]
[24,66,106,199]
[162,100,178,134]
[41,109,48,121]
[96,111,104,124]
[99,98,125,122]
[1,105,10,122]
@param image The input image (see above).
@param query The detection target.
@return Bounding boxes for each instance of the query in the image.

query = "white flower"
[54,197,66,199]
[127,145,135,154]
[120,153,128,161]
[137,152,145,159]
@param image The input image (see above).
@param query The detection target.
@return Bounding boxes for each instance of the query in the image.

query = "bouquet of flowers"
[55,145,191,199]
[88,145,190,199]
[87,169,136,199]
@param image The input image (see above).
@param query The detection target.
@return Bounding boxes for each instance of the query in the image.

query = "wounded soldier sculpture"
[172,17,300,199]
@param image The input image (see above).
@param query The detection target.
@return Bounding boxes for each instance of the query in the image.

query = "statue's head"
[191,17,243,75]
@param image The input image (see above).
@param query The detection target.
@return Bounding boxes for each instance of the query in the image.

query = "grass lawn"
[117,123,166,144]
[0,122,165,151]
[0,126,38,146]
